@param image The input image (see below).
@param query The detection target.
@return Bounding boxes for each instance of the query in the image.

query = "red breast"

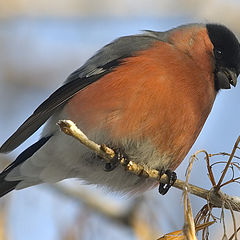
[65,27,216,170]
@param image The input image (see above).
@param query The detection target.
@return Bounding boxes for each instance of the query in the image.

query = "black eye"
[214,48,223,60]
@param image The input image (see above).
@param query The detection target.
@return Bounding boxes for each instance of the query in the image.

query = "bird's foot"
[104,148,129,172]
[158,169,177,195]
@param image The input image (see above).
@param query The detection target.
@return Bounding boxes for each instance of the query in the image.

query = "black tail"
[0,136,51,198]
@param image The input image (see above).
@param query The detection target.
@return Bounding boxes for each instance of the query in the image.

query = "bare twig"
[57,120,240,212]
[216,136,240,190]
[51,183,140,226]
[229,226,240,240]
[51,183,158,239]
[199,150,217,186]
[208,152,240,160]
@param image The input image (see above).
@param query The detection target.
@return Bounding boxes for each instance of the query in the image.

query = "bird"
[0,23,239,197]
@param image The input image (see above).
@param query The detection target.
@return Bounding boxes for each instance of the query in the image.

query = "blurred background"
[0,0,240,239]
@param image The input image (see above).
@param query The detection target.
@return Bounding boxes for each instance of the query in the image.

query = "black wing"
[0,71,110,153]
[0,31,166,153]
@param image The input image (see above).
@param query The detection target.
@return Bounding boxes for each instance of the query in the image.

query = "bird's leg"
[158,169,177,195]
[104,148,129,171]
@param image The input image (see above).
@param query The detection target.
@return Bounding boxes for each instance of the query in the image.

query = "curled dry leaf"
[157,222,215,240]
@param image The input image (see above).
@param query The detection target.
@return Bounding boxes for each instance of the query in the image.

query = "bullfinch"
[0,23,240,197]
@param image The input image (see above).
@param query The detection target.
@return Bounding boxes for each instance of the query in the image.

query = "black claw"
[104,148,128,172]
[158,170,177,195]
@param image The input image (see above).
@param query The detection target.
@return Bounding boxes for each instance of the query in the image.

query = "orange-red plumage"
[66,26,216,170]
[0,23,239,196]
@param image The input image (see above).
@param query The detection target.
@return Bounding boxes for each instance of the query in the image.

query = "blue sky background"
[0,3,240,239]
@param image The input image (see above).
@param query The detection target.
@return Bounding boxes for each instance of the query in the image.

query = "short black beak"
[226,68,238,87]
[216,67,238,89]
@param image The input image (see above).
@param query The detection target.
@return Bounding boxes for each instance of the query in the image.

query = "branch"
[50,183,140,226]
[57,120,240,212]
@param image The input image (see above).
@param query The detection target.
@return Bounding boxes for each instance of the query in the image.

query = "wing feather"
[0,32,164,153]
